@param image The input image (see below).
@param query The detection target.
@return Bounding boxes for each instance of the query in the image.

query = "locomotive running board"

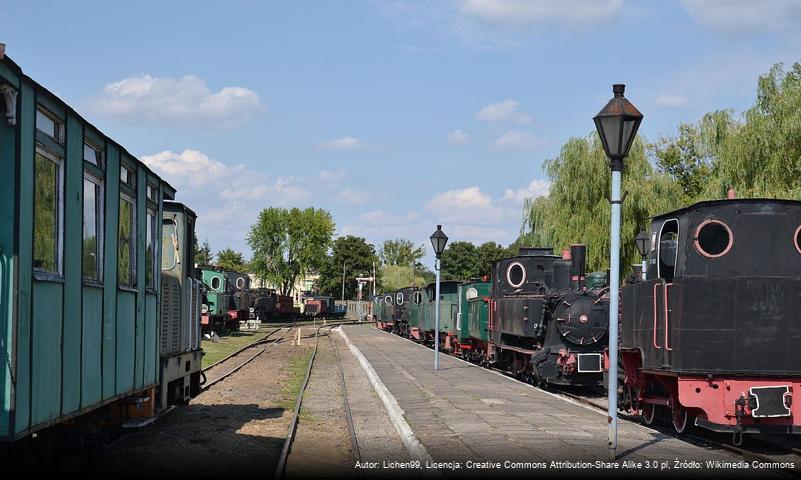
[750,385,792,418]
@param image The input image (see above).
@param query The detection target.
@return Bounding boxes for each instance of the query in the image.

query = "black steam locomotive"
[488,245,609,387]
[620,199,801,437]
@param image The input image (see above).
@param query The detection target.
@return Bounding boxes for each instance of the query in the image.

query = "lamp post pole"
[434,257,441,370]
[430,224,448,371]
[608,164,622,459]
[593,83,643,460]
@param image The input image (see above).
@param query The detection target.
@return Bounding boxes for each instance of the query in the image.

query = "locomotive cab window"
[657,219,679,281]
[694,219,733,258]
[33,148,64,276]
[413,291,422,305]
[211,276,222,291]
[396,292,404,304]
[236,277,246,290]
[162,219,178,271]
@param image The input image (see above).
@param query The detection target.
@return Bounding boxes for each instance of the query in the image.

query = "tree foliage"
[380,238,425,266]
[440,241,479,281]
[194,235,213,265]
[317,235,379,300]
[216,248,248,272]
[521,134,683,274]
[247,207,334,296]
[476,241,516,278]
[381,264,430,291]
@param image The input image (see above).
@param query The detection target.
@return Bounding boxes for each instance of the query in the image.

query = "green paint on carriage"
[0,55,174,440]
[421,280,460,335]
[457,280,491,343]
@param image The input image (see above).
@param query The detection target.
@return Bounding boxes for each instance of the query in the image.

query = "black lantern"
[430,225,448,258]
[593,84,643,170]
[634,230,649,258]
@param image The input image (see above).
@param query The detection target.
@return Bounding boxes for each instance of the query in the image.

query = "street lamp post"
[635,231,650,281]
[430,225,449,370]
[593,83,643,460]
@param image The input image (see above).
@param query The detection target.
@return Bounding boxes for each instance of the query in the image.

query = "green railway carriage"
[0,52,186,442]
[455,281,490,343]
[420,280,460,346]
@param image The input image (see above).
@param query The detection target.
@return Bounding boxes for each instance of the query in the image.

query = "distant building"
[248,272,319,306]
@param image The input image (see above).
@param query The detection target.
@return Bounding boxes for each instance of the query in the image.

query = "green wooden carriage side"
[0,54,175,440]
[421,281,460,333]
[457,281,491,343]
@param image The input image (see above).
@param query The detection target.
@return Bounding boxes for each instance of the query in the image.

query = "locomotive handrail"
[664,283,673,351]
[653,283,662,349]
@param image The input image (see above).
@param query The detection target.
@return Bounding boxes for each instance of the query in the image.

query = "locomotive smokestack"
[727,187,736,199]
[562,249,571,260]
[570,244,586,289]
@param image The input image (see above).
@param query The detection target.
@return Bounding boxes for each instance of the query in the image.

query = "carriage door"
[655,219,679,367]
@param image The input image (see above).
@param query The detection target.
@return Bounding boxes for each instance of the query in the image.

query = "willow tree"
[709,61,801,198]
[521,133,683,274]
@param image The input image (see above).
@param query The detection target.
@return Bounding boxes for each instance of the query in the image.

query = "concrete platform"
[340,325,790,478]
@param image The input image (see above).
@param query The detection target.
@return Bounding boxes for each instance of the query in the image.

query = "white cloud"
[447,128,469,145]
[141,149,239,188]
[680,0,801,32]
[320,136,366,150]
[502,179,551,204]
[334,188,368,205]
[476,99,531,124]
[492,130,544,150]
[318,169,347,182]
[428,186,493,210]
[654,93,689,108]
[459,0,624,26]
[93,74,263,128]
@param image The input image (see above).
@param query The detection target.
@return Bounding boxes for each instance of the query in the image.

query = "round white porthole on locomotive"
[506,261,526,288]
[413,291,422,305]
[396,292,404,304]
[236,277,245,289]
[466,287,478,300]
[794,225,801,255]
[693,219,733,258]
[211,276,222,290]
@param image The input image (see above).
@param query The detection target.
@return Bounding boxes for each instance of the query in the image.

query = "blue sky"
[4,0,801,263]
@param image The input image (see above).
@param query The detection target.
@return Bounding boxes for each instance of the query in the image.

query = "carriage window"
[36,108,64,143]
[33,149,63,274]
[795,226,801,255]
[162,219,177,270]
[145,209,156,288]
[83,142,103,167]
[694,220,732,258]
[657,219,679,280]
[83,176,103,281]
[506,262,526,288]
[211,276,222,290]
[118,194,136,286]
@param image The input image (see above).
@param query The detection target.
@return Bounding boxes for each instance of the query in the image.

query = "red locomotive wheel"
[641,403,656,426]
[672,406,690,434]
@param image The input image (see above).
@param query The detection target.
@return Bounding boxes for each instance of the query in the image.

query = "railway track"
[274,323,361,479]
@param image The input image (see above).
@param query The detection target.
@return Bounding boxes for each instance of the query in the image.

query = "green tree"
[194,234,213,265]
[521,133,683,274]
[381,264,429,291]
[247,207,334,296]
[440,241,479,281]
[652,110,734,201]
[317,235,380,300]
[476,241,513,278]
[380,238,425,266]
[710,62,801,198]
[216,248,248,272]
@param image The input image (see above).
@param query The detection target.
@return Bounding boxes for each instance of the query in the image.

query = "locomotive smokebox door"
[749,386,792,418]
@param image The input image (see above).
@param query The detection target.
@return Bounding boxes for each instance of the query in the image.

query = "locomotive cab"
[621,199,801,435]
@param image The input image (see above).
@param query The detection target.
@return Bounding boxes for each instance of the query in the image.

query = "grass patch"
[279,349,314,412]
[201,328,277,368]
